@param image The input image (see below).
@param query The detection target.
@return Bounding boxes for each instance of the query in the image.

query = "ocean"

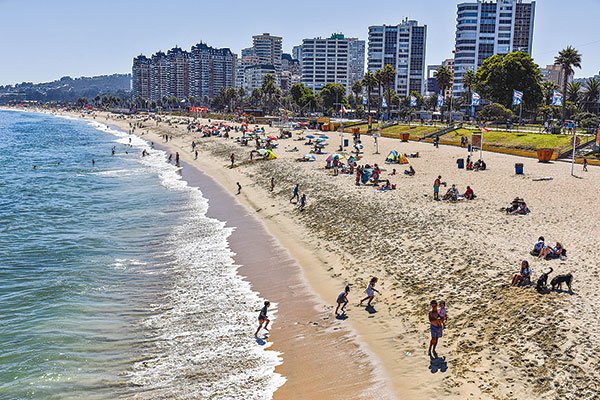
[0,110,284,399]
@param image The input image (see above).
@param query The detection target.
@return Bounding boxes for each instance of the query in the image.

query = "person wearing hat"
[428,300,443,357]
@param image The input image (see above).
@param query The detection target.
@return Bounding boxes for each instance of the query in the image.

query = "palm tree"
[583,77,600,113]
[434,66,453,119]
[380,64,397,118]
[362,72,377,118]
[462,69,476,109]
[375,69,384,117]
[261,74,278,114]
[554,46,582,122]
[566,81,582,110]
[352,80,363,109]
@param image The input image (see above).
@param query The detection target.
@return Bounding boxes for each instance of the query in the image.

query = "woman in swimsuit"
[429,300,443,357]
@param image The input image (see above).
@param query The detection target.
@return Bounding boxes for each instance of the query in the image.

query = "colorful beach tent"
[386,150,400,163]
[399,153,409,165]
[264,149,277,160]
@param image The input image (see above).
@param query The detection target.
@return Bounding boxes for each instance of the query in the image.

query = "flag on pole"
[471,92,481,106]
[362,95,367,106]
[437,94,444,107]
[382,98,388,108]
[513,90,523,106]
[340,104,347,114]
[552,90,563,106]
[410,95,417,107]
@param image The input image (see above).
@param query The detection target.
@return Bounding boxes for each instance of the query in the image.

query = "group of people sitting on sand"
[530,236,567,261]
[465,156,487,171]
[442,184,476,201]
[503,197,530,215]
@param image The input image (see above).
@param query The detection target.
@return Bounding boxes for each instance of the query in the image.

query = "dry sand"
[23,108,600,400]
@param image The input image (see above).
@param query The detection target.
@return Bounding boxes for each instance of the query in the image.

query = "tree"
[434,66,453,118]
[582,77,600,113]
[475,52,543,111]
[319,83,347,114]
[380,64,396,117]
[541,80,559,105]
[375,69,384,117]
[290,83,317,115]
[261,74,280,114]
[362,72,377,117]
[554,46,582,123]
[352,80,363,103]
[462,69,476,110]
[566,81,582,109]
[479,103,513,122]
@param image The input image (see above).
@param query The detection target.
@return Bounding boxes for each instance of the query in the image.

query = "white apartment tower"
[252,33,283,76]
[453,0,536,95]
[368,19,427,97]
[301,33,365,93]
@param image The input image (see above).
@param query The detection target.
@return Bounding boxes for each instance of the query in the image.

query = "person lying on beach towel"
[539,242,566,260]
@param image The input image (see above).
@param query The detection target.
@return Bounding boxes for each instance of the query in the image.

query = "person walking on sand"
[335,285,350,315]
[359,277,380,307]
[428,300,443,357]
[236,182,242,195]
[583,158,588,172]
[433,176,441,201]
[299,193,306,211]
[175,152,180,166]
[255,301,271,337]
[230,153,235,168]
[290,183,299,203]
[270,177,275,192]
[195,150,198,160]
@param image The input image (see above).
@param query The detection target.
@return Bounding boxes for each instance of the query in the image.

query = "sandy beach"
[18,107,600,400]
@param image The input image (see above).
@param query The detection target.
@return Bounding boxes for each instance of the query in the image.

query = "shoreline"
[6,107,600,400]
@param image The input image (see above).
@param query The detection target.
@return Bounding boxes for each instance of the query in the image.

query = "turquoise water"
[0,110,283,399]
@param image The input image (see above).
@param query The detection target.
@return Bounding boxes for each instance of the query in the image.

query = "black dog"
[536,267,553,293]
[551,273,573,293]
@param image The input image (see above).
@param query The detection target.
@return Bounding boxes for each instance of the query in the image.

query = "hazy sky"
[1,0,599,85]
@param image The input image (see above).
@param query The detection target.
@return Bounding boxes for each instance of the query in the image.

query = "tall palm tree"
[362,72,377,118]
[554,46,582,122]
[461,69,476,107]
[434,66,453,119]
[352,80,363,110]
[375,69,384,117]
[380,64,397,117]
[583,77,600,113]
[261,74,278,114]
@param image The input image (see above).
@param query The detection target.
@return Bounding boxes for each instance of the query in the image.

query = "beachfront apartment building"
[236,34,284,92]
[367,19,427,97]
[453,0,536,95]
[253,33,283,77]
[132,43,236,105]
[300,33,365,93]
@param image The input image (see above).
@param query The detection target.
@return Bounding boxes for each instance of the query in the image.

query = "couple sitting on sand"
[530,237,567,260]
[504,197,530,215]
[442,184,476,201]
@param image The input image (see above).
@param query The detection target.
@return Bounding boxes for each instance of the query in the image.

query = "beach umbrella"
[306,134,315,139]
[303,154,316,161]
[316,138,327,142]
[354,143,364,149]
[320,134,329,139]
[267,135,278,141]
[257,149,268,155]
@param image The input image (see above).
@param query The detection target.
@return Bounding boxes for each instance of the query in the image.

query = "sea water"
[0,110,284,399]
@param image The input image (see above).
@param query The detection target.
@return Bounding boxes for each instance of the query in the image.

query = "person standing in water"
[236,182,242,195]
[255,301,271,337]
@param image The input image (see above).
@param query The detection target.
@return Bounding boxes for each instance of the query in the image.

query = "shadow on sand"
[429,354,448,373]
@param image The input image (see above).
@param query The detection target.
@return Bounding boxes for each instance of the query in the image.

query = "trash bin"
[343,139,349,147]
[515,163,524,175]
[457,158,464,169]
[467,144,472,152]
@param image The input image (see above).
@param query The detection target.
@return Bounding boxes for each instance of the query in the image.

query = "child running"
[359,277,381,307]
[255,301,270,337]
[335,285,350,315]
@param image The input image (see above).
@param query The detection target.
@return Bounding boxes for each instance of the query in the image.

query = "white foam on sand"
[89,120,286,399]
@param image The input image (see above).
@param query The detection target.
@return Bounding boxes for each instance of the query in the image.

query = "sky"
[1,0,600,85]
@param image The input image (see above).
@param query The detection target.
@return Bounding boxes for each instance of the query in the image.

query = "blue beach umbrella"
[306,134,315,139]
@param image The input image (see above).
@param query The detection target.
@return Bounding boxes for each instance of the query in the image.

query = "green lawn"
[443,128,590,151]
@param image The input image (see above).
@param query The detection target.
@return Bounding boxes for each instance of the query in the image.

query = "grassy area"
[441,128,590,151]
[380,125,438,139]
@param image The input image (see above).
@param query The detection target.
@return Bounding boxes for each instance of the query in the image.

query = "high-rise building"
[541,64,570,88]
[453,0,536,95]
[236,34,283,91]
[132,55,151,100]
[301,33,365,93]
[367,19,427,97]
[292,45,303,64]
[252,33,283,76]
[132,42,236,105]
